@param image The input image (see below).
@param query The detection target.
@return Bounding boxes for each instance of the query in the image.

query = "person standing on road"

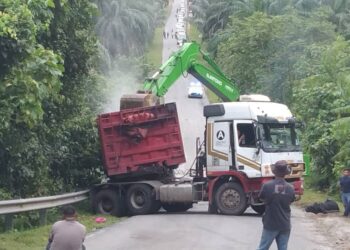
[339,168,350,216]
[46,205,86,250]
[257,160,295,250]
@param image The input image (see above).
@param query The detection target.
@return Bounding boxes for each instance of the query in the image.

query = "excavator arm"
[120,42,240,109]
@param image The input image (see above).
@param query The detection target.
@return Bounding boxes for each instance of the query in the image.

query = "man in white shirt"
[47,205,86,250]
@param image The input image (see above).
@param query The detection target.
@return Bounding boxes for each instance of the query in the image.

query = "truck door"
[206,121,233,172]
[234,120,262,178]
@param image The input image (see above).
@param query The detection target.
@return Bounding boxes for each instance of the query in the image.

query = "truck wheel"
[215,182,247,215]
[93,189,126,217]
[162,203,193,213]
[251,205,265,215]
[126,184,156,215]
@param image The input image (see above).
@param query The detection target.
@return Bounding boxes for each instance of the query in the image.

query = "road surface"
[84,0,343,249]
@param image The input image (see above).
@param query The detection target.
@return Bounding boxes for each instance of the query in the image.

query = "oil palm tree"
[192,0,290,40]
[96,0,161,57]
[325,0,350,39]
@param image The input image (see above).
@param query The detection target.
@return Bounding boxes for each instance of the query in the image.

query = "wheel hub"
[131,191,146,208]
[221,189,240,209]
[100,198,113,213]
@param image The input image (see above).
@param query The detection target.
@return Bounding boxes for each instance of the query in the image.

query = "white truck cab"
[204,95,304,179]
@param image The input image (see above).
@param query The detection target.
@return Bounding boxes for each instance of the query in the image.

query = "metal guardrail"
[0,190,89,215]
[0,190,89,231]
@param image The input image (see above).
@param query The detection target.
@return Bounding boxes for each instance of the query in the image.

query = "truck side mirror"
[256,140,261,155]
[255,124,262,140]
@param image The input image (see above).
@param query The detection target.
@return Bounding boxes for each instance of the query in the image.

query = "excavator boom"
[120,42,240,109]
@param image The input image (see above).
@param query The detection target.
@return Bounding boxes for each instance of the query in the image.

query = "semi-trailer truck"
[90,42,304,216]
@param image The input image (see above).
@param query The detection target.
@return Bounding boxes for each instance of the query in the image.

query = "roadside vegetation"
[296,177,344,212]
[145,0,173,68]
[145,27,164,68]
[0,0,168,234]
[191,0,350,193]
[0,201,119,250]
[187,21,201,42]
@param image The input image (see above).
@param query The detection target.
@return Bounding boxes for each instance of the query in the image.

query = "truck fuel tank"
[160,183,194,203]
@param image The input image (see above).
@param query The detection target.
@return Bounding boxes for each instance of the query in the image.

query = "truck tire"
[251,205,265,215]
[93,189,126,217]
[126,184,157,215]
[162,203,193,213]
[215,182,247,215]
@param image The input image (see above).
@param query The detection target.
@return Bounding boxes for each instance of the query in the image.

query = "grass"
[294,177,344,213]
[145,27,163,68]
[0,203,120,250]
[145,0,174,68]
[295,188,333,206]
[187,21,202,43]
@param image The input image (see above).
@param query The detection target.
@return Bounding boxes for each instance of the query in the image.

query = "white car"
[176,27,185,32]
[188,82,204,98]
[177,31,186,39]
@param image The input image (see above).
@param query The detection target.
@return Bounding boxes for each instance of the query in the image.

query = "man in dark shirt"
[339,168,350,216]
[257,160,295,250]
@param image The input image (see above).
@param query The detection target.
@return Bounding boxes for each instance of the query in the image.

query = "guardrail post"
[5,214,13,231]
[39,209,47,226]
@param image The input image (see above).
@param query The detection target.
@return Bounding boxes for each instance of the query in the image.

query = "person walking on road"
[340,168,350,216]
[46,205,86,250]
[257,160,295,250]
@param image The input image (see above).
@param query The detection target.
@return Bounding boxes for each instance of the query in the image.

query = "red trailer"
[98,103,185,179]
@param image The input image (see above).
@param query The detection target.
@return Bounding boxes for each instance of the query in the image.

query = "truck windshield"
[259,123,301,152]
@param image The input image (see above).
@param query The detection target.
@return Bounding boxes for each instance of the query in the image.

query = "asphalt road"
[161,1,208,177]
[84,0,335,249]
[84,203,332,250]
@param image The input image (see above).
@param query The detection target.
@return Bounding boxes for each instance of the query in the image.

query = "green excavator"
[120,41,240,109]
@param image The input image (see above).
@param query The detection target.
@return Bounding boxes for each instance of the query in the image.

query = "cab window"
[237,124,255,147]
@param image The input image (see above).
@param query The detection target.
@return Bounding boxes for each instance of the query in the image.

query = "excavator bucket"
[120,93,160,110]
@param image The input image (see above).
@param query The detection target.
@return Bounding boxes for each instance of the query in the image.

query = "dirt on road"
[313,213,350,250]
[299,208,350,250]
